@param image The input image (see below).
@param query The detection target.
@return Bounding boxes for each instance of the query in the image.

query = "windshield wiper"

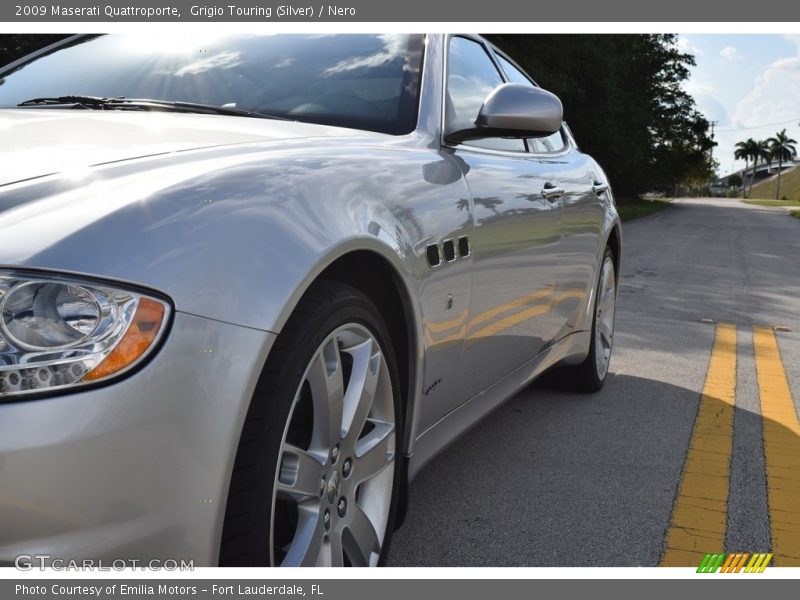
[17,96,286,120]
[18,95,119,108]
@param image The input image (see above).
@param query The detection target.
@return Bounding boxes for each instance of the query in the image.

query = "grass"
[616,197,672,222]
[747,165,800,201]
[742,199,800,207]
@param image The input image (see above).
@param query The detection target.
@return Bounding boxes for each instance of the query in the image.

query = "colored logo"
[697,553,772,573]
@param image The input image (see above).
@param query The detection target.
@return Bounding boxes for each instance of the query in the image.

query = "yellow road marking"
[753,326,800,566]
[661,323,737,566]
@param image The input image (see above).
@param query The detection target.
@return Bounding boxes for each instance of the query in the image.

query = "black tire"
[219,280,403,566]
[552,246,616,393]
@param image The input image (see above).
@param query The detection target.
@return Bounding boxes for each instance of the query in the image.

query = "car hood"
[0,109,361,187]
[0,110,435,331]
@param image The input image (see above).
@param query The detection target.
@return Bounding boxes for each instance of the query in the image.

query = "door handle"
[592,180,609,196]
[542,182,564,201]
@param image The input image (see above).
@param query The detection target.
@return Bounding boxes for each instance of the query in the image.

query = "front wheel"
[220,281,401,566]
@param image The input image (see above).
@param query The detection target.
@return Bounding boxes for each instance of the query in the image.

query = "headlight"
[0,271,170,399]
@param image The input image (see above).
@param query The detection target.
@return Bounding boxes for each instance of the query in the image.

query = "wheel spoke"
[341,339,381,442]
[306,340,344,448]
[277,444,325,501]
[600,331,612,352]
[598,317,613,350]
[599,274,615,352]
[329,529,345,567]
[282,508,326,566]
[600,285,615,312]
[343,505,380,567]
[354,421,395,484]
[602,269,612,294]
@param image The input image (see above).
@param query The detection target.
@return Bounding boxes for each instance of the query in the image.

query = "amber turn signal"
[83,298,166,382]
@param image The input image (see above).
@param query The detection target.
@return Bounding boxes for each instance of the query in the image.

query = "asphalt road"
[387,198,800,567]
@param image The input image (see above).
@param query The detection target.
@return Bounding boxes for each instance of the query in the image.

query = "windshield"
[0,34,425,135]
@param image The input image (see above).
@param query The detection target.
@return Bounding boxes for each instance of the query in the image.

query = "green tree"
[749,139,771,197]
[734,138,772,196]
[727,173,743,189]
[766,129,798,200]
[0,34,70,69]
[734,139,755,197]
[485,34,717,198]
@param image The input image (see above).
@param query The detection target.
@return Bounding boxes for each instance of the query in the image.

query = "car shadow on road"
[387,372,791,567]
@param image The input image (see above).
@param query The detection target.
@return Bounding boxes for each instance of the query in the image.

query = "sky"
[678,34,800,177]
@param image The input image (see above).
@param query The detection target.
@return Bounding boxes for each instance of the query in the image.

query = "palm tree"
[766,129,798,200]
[749,139,771,197]
[734,139,755,197]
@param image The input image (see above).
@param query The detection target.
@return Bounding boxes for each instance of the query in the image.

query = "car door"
[492,51,601,340]
[442,36,568,398]
[548,129,609,337]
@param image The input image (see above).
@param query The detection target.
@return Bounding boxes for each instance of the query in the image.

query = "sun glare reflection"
[119,33,229,56]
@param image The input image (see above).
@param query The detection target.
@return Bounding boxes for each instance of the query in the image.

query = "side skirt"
[406,329,591,482]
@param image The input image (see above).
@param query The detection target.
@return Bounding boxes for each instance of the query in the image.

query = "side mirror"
[445,83,563,144]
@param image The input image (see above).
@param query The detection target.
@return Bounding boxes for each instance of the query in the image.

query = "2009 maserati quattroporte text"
[0,34,621,567]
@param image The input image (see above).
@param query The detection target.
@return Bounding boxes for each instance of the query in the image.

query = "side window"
[496,54,566,154]
[446,37,525,152]
[495,54,532,85]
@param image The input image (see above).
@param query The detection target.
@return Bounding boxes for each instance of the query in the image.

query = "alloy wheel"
[594,255,616,380]
[270,323,396,566]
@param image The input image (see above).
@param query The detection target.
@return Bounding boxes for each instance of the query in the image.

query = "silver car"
[0,34,621,567]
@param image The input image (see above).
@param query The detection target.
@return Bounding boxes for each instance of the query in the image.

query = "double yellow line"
[754,326,800,564]
[661,323,800,567]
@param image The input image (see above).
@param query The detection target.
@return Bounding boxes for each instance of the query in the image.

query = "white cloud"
[719,46,742,62]
[685,79,714,97]
[271,58,295,69]
[784,35,800,55]
[693,93,729,124]
[323,34,406,76]
[676,36,704,58]
[733,57,800,127]
[171,51,242,77]
[718,56,800,173]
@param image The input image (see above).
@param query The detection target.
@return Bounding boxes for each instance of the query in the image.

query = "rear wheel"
[220,281,401,566]
[557,247,617,392]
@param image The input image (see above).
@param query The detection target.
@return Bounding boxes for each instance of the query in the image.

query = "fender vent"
[442,239,456,262]
[426,244,441,267]
[458,236,470,258]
